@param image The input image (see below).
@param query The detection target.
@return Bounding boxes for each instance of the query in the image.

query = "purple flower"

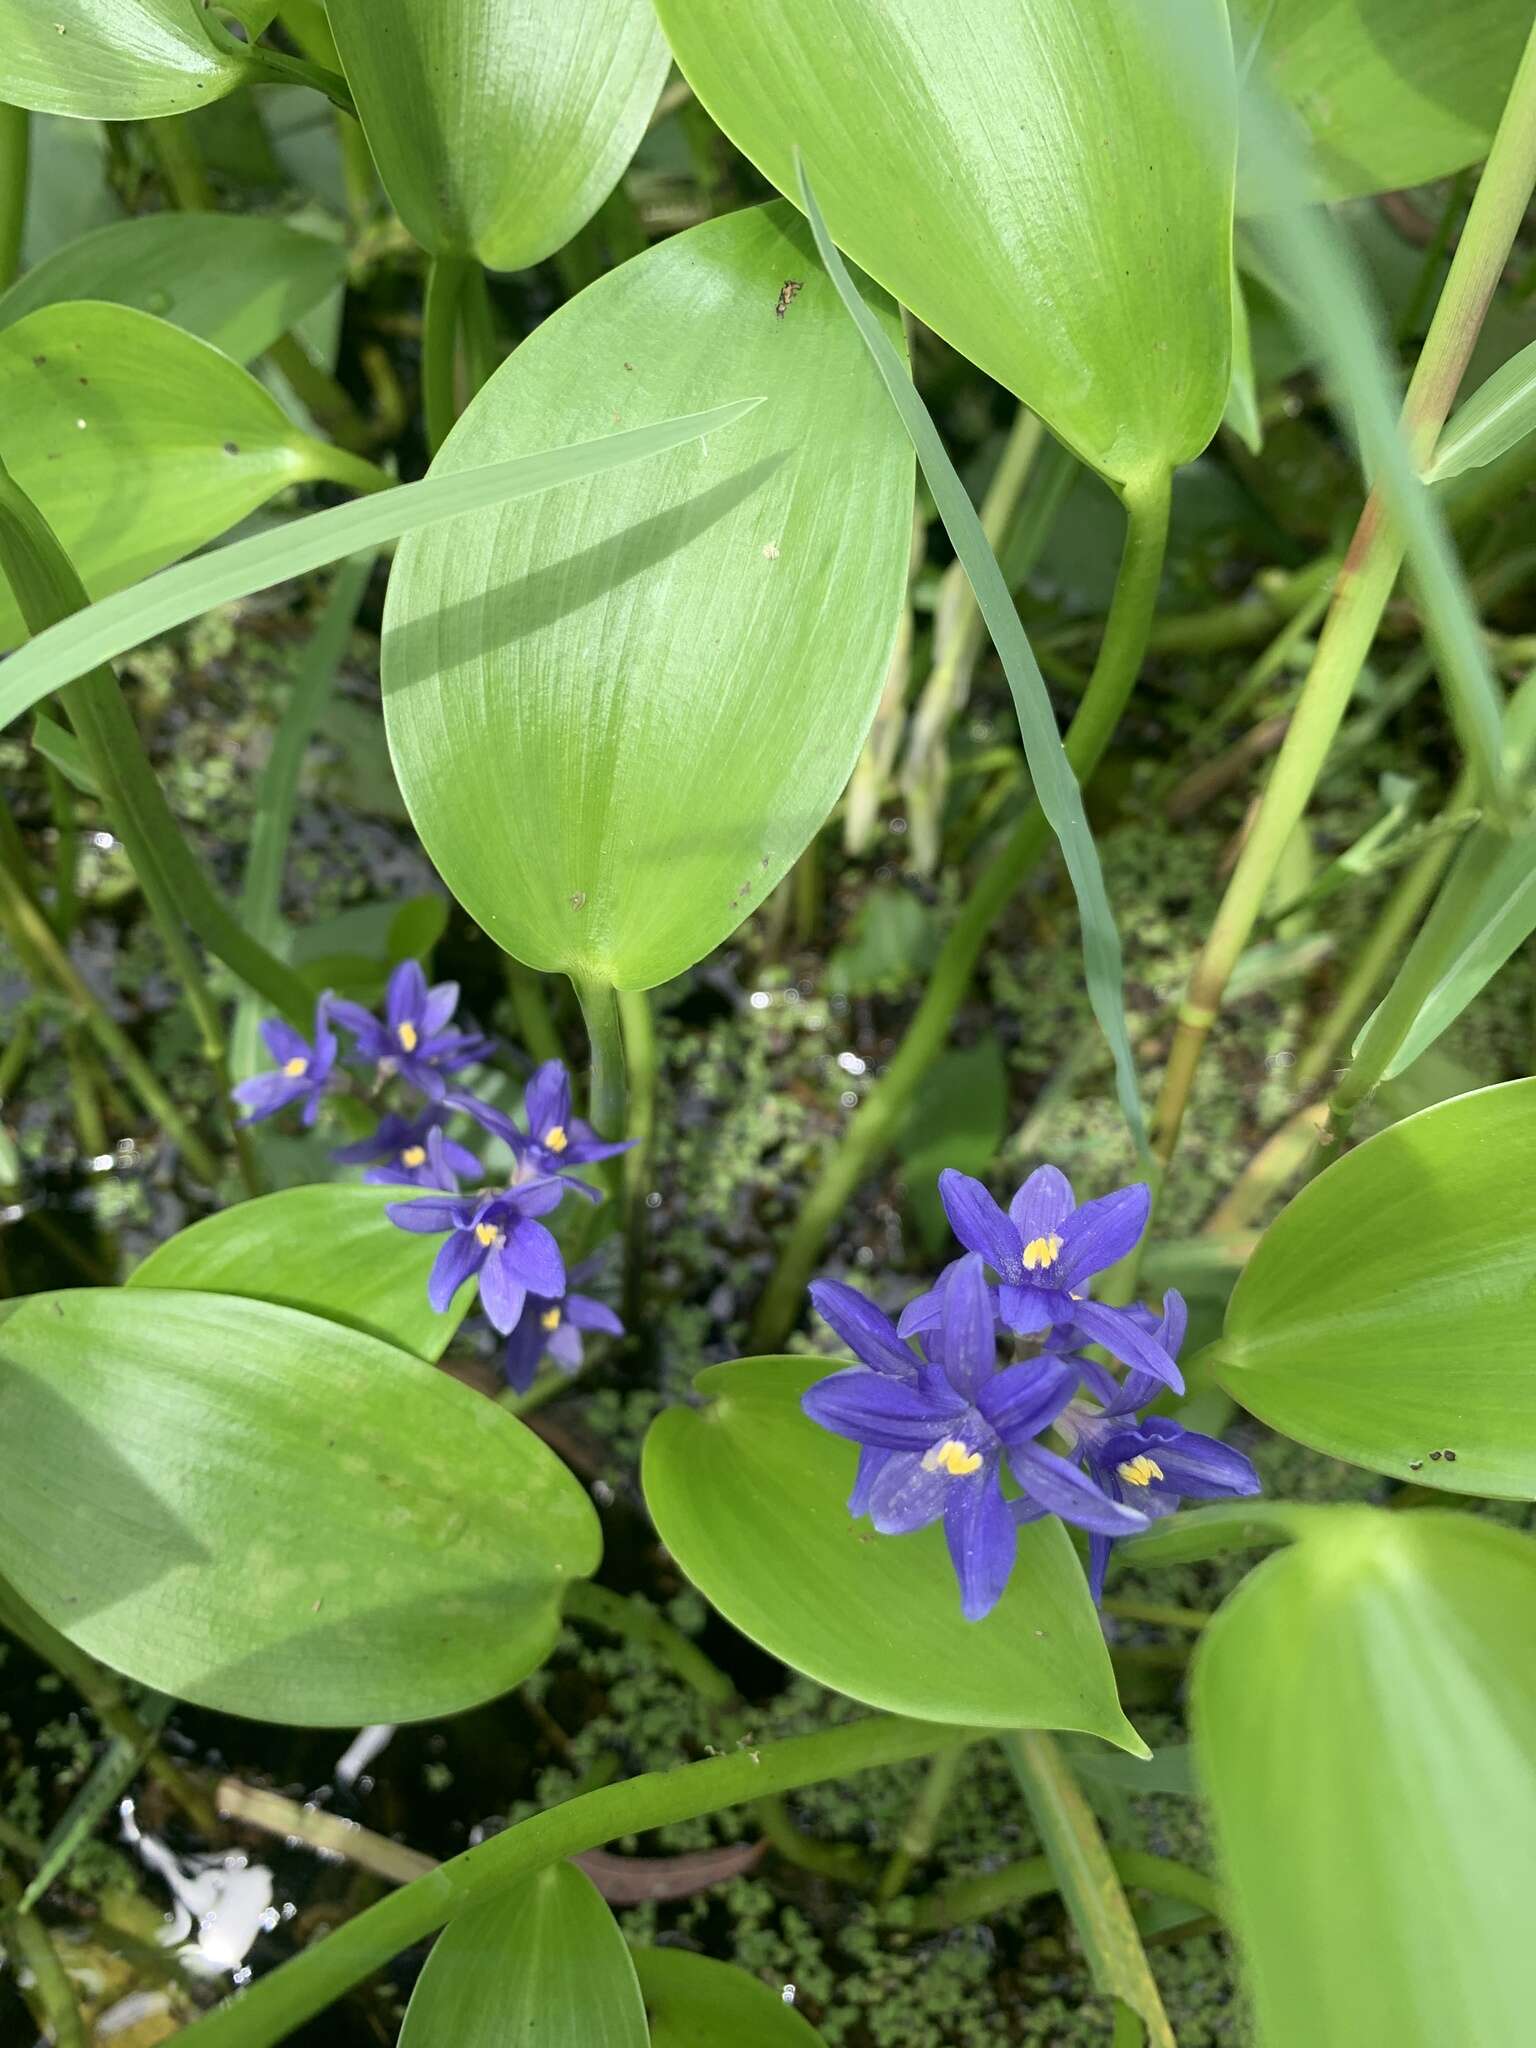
[331,1111,481,1188]
[900,1167,1183,1394]
[503,1280,624,1393]
[453,1060,631,1183]
[328,960,492,1099]
[802,1255,1133,1622]
[231,1006,338,1126]
[1049,1293,1262,1600]
[387,1177,566,1334]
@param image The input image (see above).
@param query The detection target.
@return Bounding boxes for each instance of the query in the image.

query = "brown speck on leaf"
[311,1598,323,1613]
[623,361,635,372]
[1409,1460,1423,1471]
[223,441,239,455]
[1443,1448,1457,1461]
[1429,1450,1443,1461]
[775,278,803,319]
[32,354,45,366]
[77,376,88,386]
[760,855,770,870]
[569,891,587,911]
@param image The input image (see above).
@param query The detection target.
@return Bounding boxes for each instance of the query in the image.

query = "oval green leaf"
[326,0,668,271]
[1217,1078,1536,1496]
[382,202,914,990]
[0,1288,601,1723]
[1233,0,1534,205]
[1193,1509,1536,2047]
[635,1948,825,2047]
[0,0,251,118]
[0,301,369,652]
[652,0,1236,485]
[0,214,346,364]
[641,1359,1143,1748]
[400,1864,647,2048]
[127,1183,467,1362]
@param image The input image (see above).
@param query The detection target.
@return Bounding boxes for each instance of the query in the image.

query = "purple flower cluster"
[802,1165,1260,1621]
[232,960,629,1389]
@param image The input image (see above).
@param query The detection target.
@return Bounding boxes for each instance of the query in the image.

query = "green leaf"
[641,1358,1144,1749]
[797,163,1148,1155]
[1224,266,1264,455]
[652,0,1236,486]
[326,0,668,272]
[1426,336,1536,483]
[382,202,913,991]
[635,1948,826,2046]
[399,1864,647,2048]
[0,396,763,725]
[127,1183,468,1362]
[1193,1509,1536,2048]
[0,214,346,364]
[896,1039,1007,1257]
[1217,1078,1536,1496]
[0,0,252,118]
[0,301,370,652]
[1359,827,1536,1081]
[1231,0,1534,205]
[0,1288,600,1724]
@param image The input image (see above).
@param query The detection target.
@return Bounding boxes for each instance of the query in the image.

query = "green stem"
[575,974,628,1144]
[141,113,213,210]
[1395,170,1473,345]
[876,1744,967,1903]
[504,961,565,1067]
[0,1859,87,2048]
[205,17,356,117]
[0,820,221,1179]
[750,469,1172,1351]
[41,754,79,938]
[561,1580,734,1711]
[266,333,374,458]
[0,457,316,1027]
[1003,1732,1174,2045]
[459,260,499,399]
[0,1576,217,1837]
[423,254,470,457]
[281,0,375,224]
[1100,1597,1211,1632]
[617,985,656,1325]
[903,1844,1224,1934]
[176,1716,978,2048]
[0,104,29,291]
[1151,22,1536,1176]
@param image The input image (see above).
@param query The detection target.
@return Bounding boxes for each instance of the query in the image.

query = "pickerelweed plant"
[3,2,1536,2045]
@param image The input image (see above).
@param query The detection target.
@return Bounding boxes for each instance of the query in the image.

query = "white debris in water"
[335,1723,396,1788]
[119,1797,275,1979]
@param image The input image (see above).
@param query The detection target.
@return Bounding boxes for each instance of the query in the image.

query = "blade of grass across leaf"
[795,154,1147,1155]
[0,398,764,728]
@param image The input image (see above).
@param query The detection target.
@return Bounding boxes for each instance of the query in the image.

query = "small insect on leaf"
[775,279,804,318]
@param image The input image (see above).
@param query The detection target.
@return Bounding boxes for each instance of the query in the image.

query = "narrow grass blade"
[18,1693,173,1914]
[0,398,764,728]
[795,154,1147,1154]
[1426,336,1536,482]
[1002,1731,1176,2048]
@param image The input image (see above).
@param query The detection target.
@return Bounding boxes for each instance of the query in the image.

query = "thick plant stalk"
[750,470,1170,1351]
[1151,20,1536,1173]
[0,104,28,291]
[175,1715,979,2048]
[423,254,470,456]
[0,457,317,1027]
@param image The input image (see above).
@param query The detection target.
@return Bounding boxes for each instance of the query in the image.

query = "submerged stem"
[750,469,1172,1351]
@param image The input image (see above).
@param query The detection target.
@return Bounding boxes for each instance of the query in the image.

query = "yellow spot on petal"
[540,1308,562,1331]
[1022,1232,1063,1272]
[400,1145,427,1168]
[1117,1455,1164,1488]
[922,1438,984,1478]
[544,1124,569,1153]
[282,1056,308,1078]
[397,1020,419,1052]
[474,1221,503,1248]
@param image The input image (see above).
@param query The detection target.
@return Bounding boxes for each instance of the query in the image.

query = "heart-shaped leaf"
[1194,1509,1536,2047]
[0,1288,600,1723]
[0,301,373,651]
[326,0,669,272]
[0,214,345,364]
[1,0,252,118]
[651,0,1236,486]
[127,1183,466,1362]
[1215,1079,1536,1496]
[1232,0,1535,206]
[635,1949,825,2046]
[399,1864,646,2048]
[382,202,914,990]
[641,1359,1143,1749]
